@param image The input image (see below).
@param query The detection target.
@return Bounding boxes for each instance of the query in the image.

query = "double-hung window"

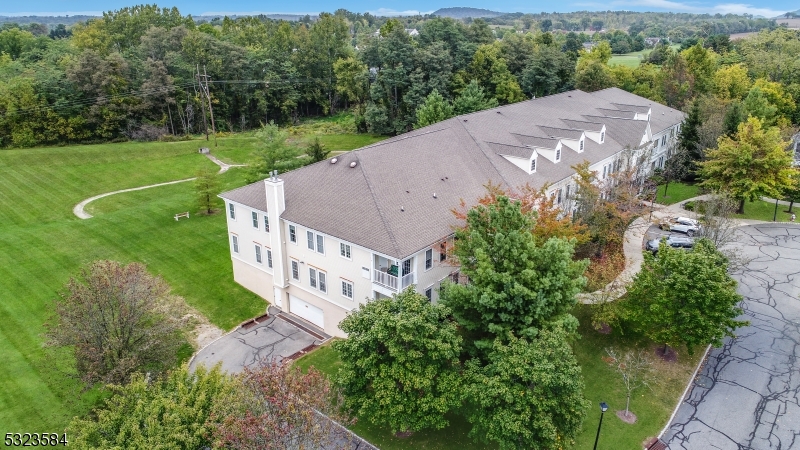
[264,214,270,232]
[252,211,259,228]
[579,140,584,151]
[530,158,536,172]
[254,244,262,264]
[266,249,273,268]
[425,287,433,301]
[309,268,327,293]
[440,242,447,262]
[231,235,239,253]
[289,225,297,243]
[556,188,563,205]
[341,280,353,299]
[556,148,561,161]
[425,249,433,270]
[291,260,299,280]
[306,231,325,254]
[600,131,605,143]
[309,268,317,288]
[340,243,351,259]
[228,203,236,219]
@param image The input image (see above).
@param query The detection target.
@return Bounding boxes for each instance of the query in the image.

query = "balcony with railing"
[373,254,416,292]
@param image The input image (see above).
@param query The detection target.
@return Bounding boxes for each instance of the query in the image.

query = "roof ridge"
[353,123,453,152]
[456,118,516,189]
[486,140,530,149]
[354,151,403,258]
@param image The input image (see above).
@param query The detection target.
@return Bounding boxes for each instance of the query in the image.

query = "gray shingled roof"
[511,133,559,149]
[561,119,604,132]
[221,89,682,259]
[488,141,535,159]
[592,88,685,134]
[596,108,637,119]
[612,102,651,113]
[538,126,584,140]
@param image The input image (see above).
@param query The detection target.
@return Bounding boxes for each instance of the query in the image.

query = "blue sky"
[0,0,794,18]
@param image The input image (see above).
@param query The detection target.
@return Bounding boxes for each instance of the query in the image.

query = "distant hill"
[432,7,506,19]
[0,15,96,26]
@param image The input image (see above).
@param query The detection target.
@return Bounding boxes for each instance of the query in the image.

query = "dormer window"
[556,148,561,161]
[530,158,536,172]
[579,140,584,151]
[600,131,605,143]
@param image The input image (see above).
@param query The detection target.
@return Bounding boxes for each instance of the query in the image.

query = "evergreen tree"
[453,80,499,115]
[676,98,703,181]
[195,167,220,214]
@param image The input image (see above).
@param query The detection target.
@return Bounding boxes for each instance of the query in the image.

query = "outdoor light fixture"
[593,401,609,450]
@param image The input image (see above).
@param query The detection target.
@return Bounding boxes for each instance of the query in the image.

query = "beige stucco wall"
[231,256,275,303]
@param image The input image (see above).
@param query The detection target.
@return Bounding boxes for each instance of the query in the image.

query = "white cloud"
[366,8,435,16]
[0,11,102,16]
[606,0,787,16]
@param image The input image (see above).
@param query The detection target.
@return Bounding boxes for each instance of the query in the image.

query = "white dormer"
[582,124,606,144]
[536,141,562,163]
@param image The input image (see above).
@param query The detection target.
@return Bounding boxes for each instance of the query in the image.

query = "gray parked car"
[645,235,695,254]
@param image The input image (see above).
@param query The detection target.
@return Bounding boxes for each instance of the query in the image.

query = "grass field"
[735,198,795,222]
[0,123,387,431]
[656,182,701,205]
[294,305,702,450]
[609,44,681,68]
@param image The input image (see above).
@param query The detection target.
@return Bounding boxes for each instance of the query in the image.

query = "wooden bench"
[174,212,190,221]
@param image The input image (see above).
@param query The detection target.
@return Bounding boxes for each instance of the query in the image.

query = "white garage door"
[289,295,324,329]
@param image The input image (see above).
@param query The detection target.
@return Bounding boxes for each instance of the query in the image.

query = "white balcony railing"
[401,272,416,289]
[373,269,416,291]
[373,269,398,290]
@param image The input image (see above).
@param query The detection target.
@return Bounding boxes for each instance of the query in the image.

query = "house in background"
[792,132,800,166]
[219,88,684,337]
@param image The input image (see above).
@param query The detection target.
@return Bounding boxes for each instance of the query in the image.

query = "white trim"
[251,210,259,229]
[287,281,355,312]
[339,242,352,260]
[231,254,273,275]
[341,279,354,300]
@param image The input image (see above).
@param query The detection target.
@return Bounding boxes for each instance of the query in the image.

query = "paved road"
[189,310,327,374]
[664,224,800,449]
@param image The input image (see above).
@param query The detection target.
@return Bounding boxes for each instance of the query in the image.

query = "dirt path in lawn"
[72,153,245,219]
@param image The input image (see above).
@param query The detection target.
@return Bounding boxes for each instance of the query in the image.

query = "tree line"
[0,3,787,149]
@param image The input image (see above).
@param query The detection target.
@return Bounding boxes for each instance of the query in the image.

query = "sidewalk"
[578,194,769,304]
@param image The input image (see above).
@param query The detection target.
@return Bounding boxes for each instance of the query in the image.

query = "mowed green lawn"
[0,138,270,430]
[294,305,702,450]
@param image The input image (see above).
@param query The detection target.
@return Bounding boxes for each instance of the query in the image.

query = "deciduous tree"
[625,239,748,355]
[45,260,185,385]
[699,117,795,214]
[212,361,353,449]
[69,365,228,449]
[195,167,221,214]
[604,348,653,419]
[415,89,454,128]
[334,289,462,434]
[441,196,588,353]
[462,331,588,450]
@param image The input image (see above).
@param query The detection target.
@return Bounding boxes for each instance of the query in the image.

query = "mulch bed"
[655,345,678,362]
[616,410,638,424]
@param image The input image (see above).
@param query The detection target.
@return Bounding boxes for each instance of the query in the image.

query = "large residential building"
[220,88,684,337]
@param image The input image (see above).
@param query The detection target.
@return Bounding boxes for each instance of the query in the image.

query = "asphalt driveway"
[189,307,330,374]
[663,224,800,449]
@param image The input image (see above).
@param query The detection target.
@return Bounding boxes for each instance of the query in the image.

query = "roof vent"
[401,206,404,211]
[330,157,338,164]
[463,119,468,122]
[433,193,437,198]
[349,161,357,168]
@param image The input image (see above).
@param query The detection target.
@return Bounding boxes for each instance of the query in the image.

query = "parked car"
[645,235,695,254]
[659,217,701,236]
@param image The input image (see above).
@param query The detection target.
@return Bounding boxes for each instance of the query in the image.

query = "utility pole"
[202,65,218,147]
[196,65,209,141]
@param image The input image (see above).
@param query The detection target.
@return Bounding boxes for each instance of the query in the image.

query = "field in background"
[0,124,385,430]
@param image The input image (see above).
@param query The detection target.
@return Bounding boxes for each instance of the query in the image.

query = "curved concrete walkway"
[73,153,244,219]
[579,194,771,304]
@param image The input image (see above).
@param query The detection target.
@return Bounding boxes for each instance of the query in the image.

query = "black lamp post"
[593,401,609,450]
